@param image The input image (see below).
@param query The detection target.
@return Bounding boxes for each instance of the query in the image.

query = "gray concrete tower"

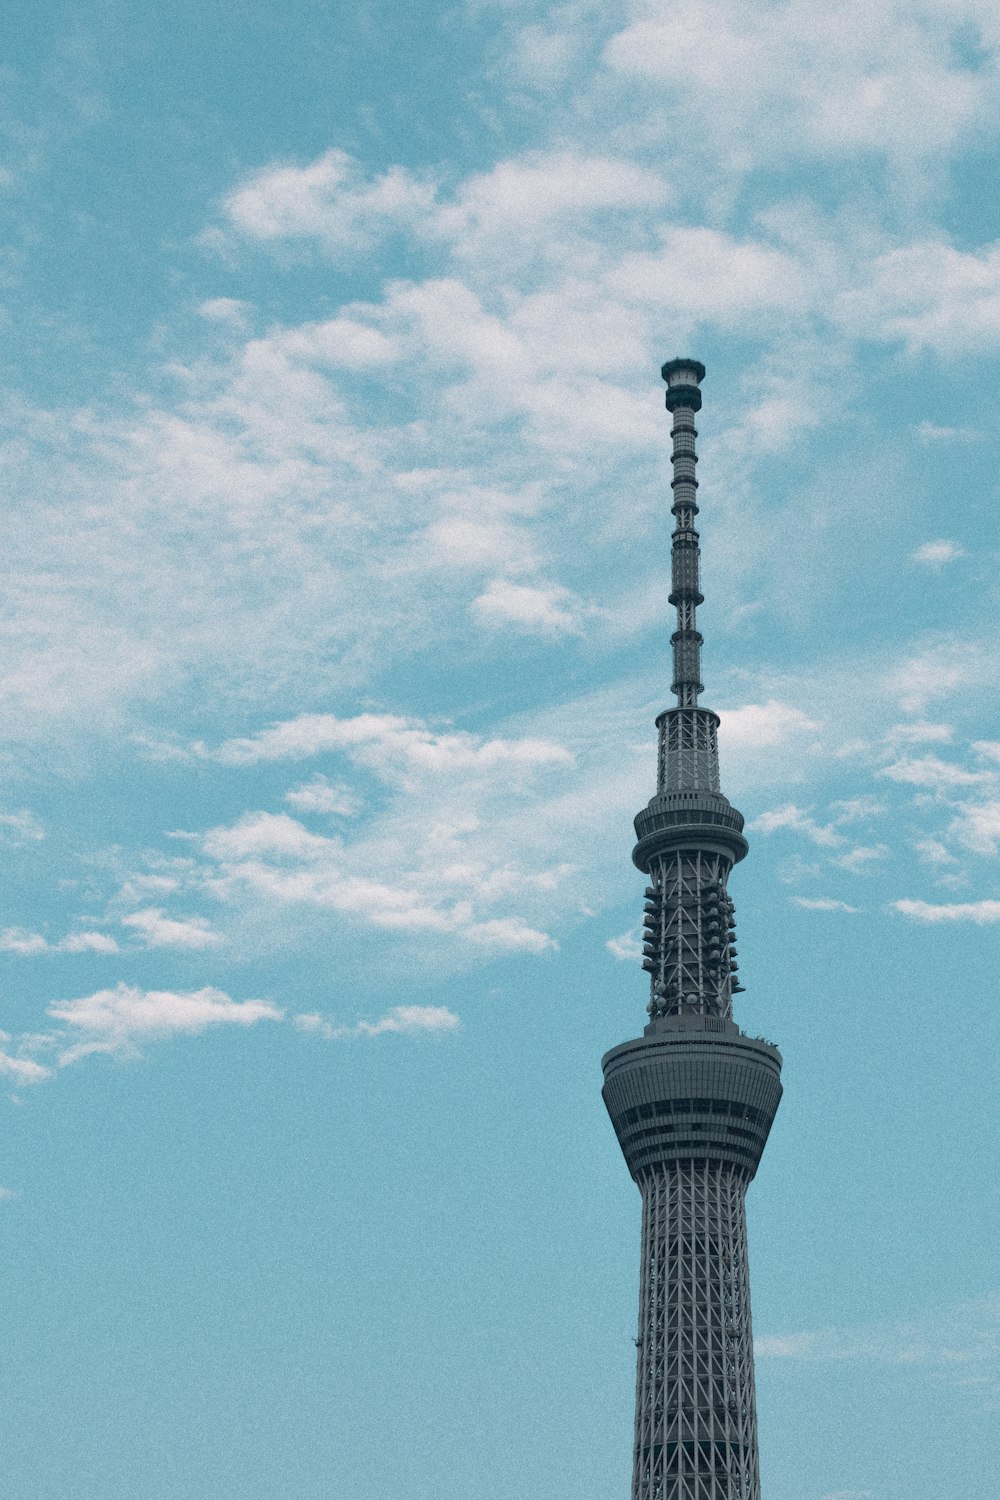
[602,361,782,1500]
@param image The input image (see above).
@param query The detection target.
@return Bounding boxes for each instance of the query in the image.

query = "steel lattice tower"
[602,360,782,1500]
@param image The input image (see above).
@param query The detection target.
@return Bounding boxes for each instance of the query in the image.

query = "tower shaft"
[603,361,782,1500]
[635,1164,757,1500]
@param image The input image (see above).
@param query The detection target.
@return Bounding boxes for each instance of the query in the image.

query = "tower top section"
[663,360,706,709]
[633,360,749,1023]
[661,358,705,411]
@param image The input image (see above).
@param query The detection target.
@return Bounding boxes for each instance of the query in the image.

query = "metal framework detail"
[602,360,782,1500]
[634,1163,758,1500]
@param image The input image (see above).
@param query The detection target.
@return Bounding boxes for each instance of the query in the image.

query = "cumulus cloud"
[0,1042,51,1085]
[0,928,120,956]
[211,712,573,778]
[892,898,1000,924]
[284,775,362,816]
[471,579,580,634]
[50,983,283,1064]
[717,701,820,750]
[60,931,121,954]
[295,1004,460,1040]
[603,0,995,170]
[949,801,1000,856]
[435,151,669,259]
[910,539,965,567]
[610,226,809,323]
[912,837,960,868]
[121,909,222,950]
[221,148,436,250]
[199,809,558,955]
[880,755,995,790]
[0,928,50,956]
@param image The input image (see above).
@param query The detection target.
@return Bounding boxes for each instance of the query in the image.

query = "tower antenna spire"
[601,361,783,1500]
[662,357,706,709]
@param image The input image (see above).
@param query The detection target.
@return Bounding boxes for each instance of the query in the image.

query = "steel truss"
[633,1162,759,1500]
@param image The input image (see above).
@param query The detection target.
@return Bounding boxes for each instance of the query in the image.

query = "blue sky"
[0,1,998,1496]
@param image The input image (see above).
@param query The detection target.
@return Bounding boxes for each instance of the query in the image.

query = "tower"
[602,361,782,1500]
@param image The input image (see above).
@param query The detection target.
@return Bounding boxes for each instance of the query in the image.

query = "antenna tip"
[661,358,705,411]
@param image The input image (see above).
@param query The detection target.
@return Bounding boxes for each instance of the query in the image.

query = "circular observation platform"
[602,1019,782,1183]
[632,791,749,872]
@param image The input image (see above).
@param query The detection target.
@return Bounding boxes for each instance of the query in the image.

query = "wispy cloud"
[910,539,965,567]
[284,775,362,816]
[294,1005,460,1040]
[606,927,643,961]
[893,898,1000,924]
[210,712,573,777]
[792,896,859,913]
[880,755,995,790]
[120,908,221,950]
[0,928,120,957]
[0,810,44,845]
[756,1294,1000,1400]
[471,579,580,635]
[48,983,284,1065]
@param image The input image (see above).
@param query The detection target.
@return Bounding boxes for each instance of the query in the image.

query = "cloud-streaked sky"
[0,3,997,1497]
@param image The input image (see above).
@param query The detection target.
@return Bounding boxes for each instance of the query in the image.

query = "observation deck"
[602,1018,782,1183]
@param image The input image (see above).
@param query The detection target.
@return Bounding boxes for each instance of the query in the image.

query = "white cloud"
[972,741,1000,763]
[717,701,820,750]
[256,316,401,370]
[610,227,809,323]
[833,845,889,874]
[199,810,559,955]
[603,0,995,169]
[893,898,1000,924]
[607,927,643,961]
[886,721,953,745]
[295,1004,460,1040]
[0,928,121,956]
[59,931,121,954]
[222,148,435,250]
[881,755,995,790]
[749,804,841,847]
[912,837,960,869]
[890,645,985,715]
[756,1294,1000,1399]
[198,297,252,328]
[121,909,222,950]
[949,800,1000,856]
[0,810,44,844]
[915,421,976,443]
[910,539,965,567]
[284,775,362,816]
[845,238,1000,355]
[50,983,283,1063]
[0,1048,50,1084]
[0,928,49,955]
[435,151,669,259]
[471,579,580,634]
[792,897,859,913]
[212,712,573,777]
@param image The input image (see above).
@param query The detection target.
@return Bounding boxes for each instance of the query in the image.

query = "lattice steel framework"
[602,361,783,1500]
